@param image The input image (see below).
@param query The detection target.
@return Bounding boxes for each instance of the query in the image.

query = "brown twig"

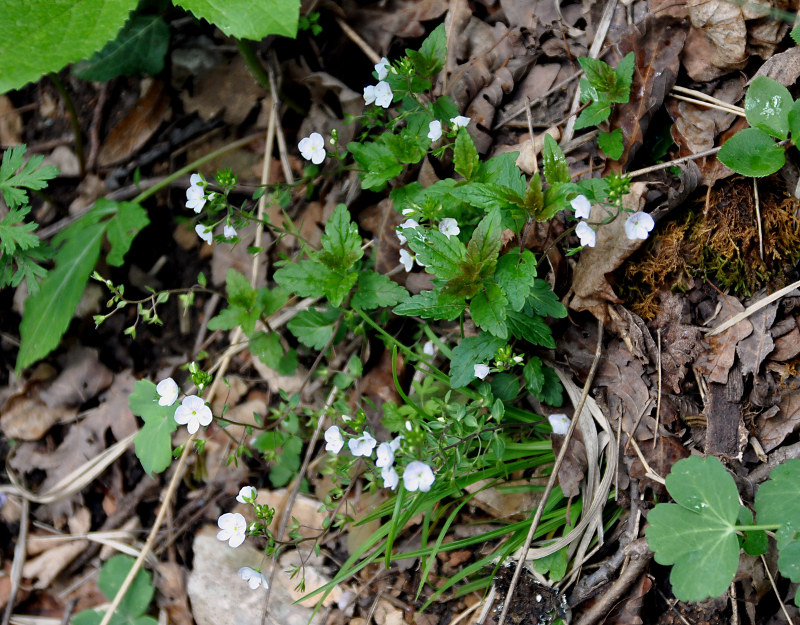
[1,498,29,625]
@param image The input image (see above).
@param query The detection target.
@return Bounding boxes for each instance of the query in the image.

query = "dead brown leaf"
[98,79,171,166]
[649,292,703,393]
[347,0,448,53]
[0,397,75,440]
[694,295,752,384]
[155,561,193,625]
[464,478,544,519]
[39,346,113,407]
[0,95,22,145]
[23,508,90,589]
[595,340,652,440]
[770,324,800,362]
[759,381,800,452]
[181,55,265,125]
[684,0,747,81]
[736,301,777,377]
[752,47,800,86]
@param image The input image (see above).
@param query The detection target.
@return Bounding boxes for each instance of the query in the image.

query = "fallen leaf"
[770,324,800,362]
[181,55,265,125]
[39,346,113,408]
[0,95,22,145]
[595,340,652,440]
[155,561,194,625]
[0,397,75,440]
[464,478,545,519]
[752,47,800,86]
[694,295,752,384]
[684,0,747,81]
[736,301,776,377]
[349,0,449,53]
[649,292,703,393]
[759,382,800,452]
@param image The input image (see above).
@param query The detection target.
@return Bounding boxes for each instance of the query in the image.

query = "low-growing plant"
[646,455,800,607]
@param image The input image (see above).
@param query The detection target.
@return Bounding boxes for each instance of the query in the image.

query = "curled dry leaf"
[759,386,800,452]
[694,294,752,384]
[650,291,703,393]
[348,0,448,53]
[735,301,777,378]
[684,0,747,81]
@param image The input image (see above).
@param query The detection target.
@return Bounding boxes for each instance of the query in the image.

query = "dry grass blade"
[705,277,800,336]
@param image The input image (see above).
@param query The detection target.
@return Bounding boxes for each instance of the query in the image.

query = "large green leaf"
[105,200,149,266]
[16,221,105,371]
[0,0,136,93]
[646,456,741,602]
[449,333,505,388]
[470,283,507,338]
[176,0,300,39]
[351,272,408,309]
[318,204,363,272]
[72,14,170,81]
[744,76,792,140]
[717,128,785,177]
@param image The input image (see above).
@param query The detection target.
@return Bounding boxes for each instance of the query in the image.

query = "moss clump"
[620,177,800,319]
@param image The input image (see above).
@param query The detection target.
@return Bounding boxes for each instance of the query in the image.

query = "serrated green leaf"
[0,1,137,94]
[646,456,741,602]
[98,554,154,617]
[574,99,612,130]
[524,173,544,216]
[322,270,358,307]
[129,380,177,475]
[527,279,567,318]
[273,260,330,298]
[384,130,428,164]
[538,366,563,406]
[608,52,634,103]
[0,145,59,208]
[351,272,409,309]
[0,206,40,254]
[495,250,537,311]
[249,331,283,369]
[176,0,300,39]
[454,129,479,180]
[105,200,149,266]
[542,134,570,185]
[717,128,785,177]
[256,286,288,317]
[578,57,617,93]
[464,208,502,276]
[348,141,403,191]
[393,290,466,320]
[224,268,255,307]
[744,76,792,140]
[404,227,466,281]
[755,459,800,586]
[792,24,800,46]
[287,308,340,350]
[17,221,105,372]
[597,128,624,160]
[471,282,508,338]
[523,357,545,395]
[475,152,527,196]
[506,309,554,348]
[319,204,363,271]
[449,332,505,388]
[72,14,170,81]
[406,23,445,78]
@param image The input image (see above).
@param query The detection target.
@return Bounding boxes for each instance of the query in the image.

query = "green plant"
[72,555,157,625]
[717,75,799,177]
[646,455,800,606]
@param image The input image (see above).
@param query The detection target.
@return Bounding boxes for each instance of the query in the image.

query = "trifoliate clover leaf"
[646,455,740,602]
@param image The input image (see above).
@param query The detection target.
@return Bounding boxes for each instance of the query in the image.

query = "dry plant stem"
[627,145,721,179]
[760,554,795,625]
[1,498,29,625]
[730,581,738,625]
[96,433,197,625]
[253,93,278,287]
[706,276,800,336]
[448,597,484,625]
[753,178,764,261]
[627,437,666,485]
[652,329,662,450]
[669,93,744,117]
[268,60,295,185]
[496,319,604,625]
[335,17,381,64]
[574,538,652,625]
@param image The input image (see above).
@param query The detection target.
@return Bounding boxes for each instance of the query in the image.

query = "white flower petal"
[299,132,326,165]
[450,116,470,128]
[399,249,415,272]
[438,218,460,238]
[474,364,491,379]
[375,57,390,80]
[195,224,213,245]
[403,461,435,492]
[625,212,655,240]
[374,81,393,108]
[570,195,591,219]
[548,413,571,435]
[236,486,257,504]
[375,442,394,468]
[156,377,178,407]
[324,425,344,454]
[575,221,596,247]
[427,120,442,141]
[223,224,237,239]
[381,466,399,490]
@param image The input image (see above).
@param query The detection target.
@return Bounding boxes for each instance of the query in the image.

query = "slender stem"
[49,73,85,176]
[735,524,779,532]
[235,39,271,91]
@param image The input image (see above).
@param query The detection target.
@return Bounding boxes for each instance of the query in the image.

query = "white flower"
[548,413,571,435]
[625,212,655,240]
[423,341,435,357]
[298,132,326,165]
[403,461,435,492]
[195,224,213,245]
[236,486,257,504]
[402,208,415,215]
[375,57,390,80]
[439,218,460,238]
[174,395,213,434]
[389,435,404,451]
[238,567,268,590]
[223,224,237,239]
[348,430,377,457]
[324,425,344,454]
[382,465,399,490]
[156,377,178,407]
[186,184,206,213]
[396,219,419,245]
[190,173,204,187]
[217,512,247,548]
[399,249,415,272]
[428,120,442,141]
[474,364,491,379]
[451,116,471,128]
[575,221,596,247]
[513,355,524,364]
[375,442,395,468]
[374,81,393,108]
[571,195,591,219]
[363,84,376,105]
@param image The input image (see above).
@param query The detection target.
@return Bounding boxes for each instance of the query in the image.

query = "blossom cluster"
[214,486,269,590]
[569,194,655,248]
[363,57,394,108]
[156,377,213,434]
[324,423,435,492]
[185,173,237,245]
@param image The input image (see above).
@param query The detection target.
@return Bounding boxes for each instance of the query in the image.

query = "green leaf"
[717,128,785,177]
[104,200,149,266]
[0,206,40,254]
[506,310,555,348]
[249,331,283,369]
[527,280,567,318]
[738,506,767,557]
[454,129,479,180]
[287,308,340,350]
[542,134,570,185]
[449,333,505,388]
[322,271,358,307]
[533,546,568,581]
[404,227,466,281]
[578,57,617,93]
[0,1,137,94]
[406,23,446,78]
[574,98,612,130]
[792,24,800,46]
[273,260,329,298]
[318,204,363,272]
[537,366,563,406]
[524,173,544,216]
[597,129,624,160]
[755,459,800,588]
[646,456,741,602]
[0,145,59,209]
[351,272,409,309]
[788,100,800,142]
[476,152,526,196]
[98,554,154,617]
[495,250,537,311]
[523,356,545,396]
[393,290,466,321]
[744,76,792,140]
[224,269,254,306]
[348,141,403,191]
[129,380,177,475]
[384,130,428,164]
[608,52,634,103]
[72,14,170,81]
[471,283,508,338]
[17,221,105,372]
[176,0,300,39]
[489,373,519,401]
[464,208,502,276]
